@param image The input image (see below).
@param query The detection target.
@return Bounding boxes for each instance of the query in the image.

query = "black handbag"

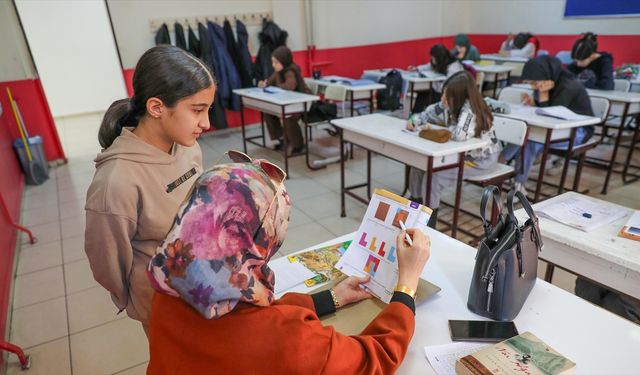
[467,186,543,321]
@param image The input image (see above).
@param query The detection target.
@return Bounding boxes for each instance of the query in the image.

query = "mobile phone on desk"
[448,320,518,343]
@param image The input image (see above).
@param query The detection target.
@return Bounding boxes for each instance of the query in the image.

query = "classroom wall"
[15,0,127,117]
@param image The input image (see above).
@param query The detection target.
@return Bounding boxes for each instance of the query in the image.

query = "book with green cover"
[455,332,576,375]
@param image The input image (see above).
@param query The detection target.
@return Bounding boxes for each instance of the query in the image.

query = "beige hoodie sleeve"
[85,210,136,312]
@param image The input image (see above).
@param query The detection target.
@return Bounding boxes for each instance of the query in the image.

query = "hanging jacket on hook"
[223,20,252,88]
[254,19,288,82]
[155,23,171,45]
[235,20,254,86]
[197,22,228,130]
[207,21,241,111]
[187,25,201,58]
[174,22,187,51]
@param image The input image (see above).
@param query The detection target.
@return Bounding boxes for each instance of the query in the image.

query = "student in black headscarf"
[500,55,594,194]
[568,32,614,91]
[257,46,310,153]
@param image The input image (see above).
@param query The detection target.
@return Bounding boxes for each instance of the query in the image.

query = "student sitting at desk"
[146,159,432,374]
[258,46,310,154]
[410,44,464,113]
[406,72,500,223]
[500,56,594,194]
[499,32,540,58]
[451,34,481,62]
[568,32,614,91]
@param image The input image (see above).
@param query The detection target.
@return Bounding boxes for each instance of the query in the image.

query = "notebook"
[534,106,590,121]
[536,195,628,232]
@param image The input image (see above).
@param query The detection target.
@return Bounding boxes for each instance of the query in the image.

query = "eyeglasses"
[223,150,287,241]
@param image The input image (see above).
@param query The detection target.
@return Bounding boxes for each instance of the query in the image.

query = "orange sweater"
[148,292,415,374]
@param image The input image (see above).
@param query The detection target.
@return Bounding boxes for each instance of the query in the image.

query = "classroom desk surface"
[472,64,515,74]
[587,88,640,103]
[274,228,640,374]
[362,68,446,83]
[233,87,320,106]
[515,191,640,300]
[480,54,529,64]
[498,105,601,132]
[310,75,386,92]
[332,114,489,238]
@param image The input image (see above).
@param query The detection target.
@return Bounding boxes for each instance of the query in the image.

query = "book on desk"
[456,332,576,375]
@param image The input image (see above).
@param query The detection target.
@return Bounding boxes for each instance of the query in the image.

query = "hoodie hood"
[95,128,183,167]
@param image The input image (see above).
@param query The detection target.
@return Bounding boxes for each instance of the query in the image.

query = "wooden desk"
[586,89,640,193]
[331,114,489,238]
[496,106,600,201]
[233,88,320,177]
[515,192,640,301]
[308,76,385,117]
[275,228,640,374]
[362,69,445,112]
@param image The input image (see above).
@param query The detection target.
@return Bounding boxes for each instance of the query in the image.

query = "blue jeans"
[501,126,592,184]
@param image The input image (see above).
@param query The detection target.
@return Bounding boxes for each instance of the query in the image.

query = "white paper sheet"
[269,257,317,294]
[536,195,628,232]
[335,190,431,303]
[424,342,489,375]
[534,105,590,120]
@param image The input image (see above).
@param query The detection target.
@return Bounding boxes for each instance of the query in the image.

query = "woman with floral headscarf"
[146,157,431,374]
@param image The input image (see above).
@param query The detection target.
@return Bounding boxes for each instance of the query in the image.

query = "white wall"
[0,0,36,81]
[15,0,127,117]
[310,0,446,49]
[465,0,640,35]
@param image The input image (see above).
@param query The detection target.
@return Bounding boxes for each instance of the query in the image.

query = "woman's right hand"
[521,93,534,106]
[257,80,267,88]
[406,118,416,131]
[407,65,417,72]
[396,228,431,292]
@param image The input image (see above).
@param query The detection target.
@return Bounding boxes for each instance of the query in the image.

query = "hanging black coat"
[198,22,227,130]
[254,19,288,82]
[187,25,201,58]
[155,23,171,45]
[223,20,252,88]
[235,20,254,86]
[174,22,187,51]
[208,21,241,111]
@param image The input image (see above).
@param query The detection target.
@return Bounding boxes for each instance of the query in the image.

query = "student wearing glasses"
[146,153,432,374]
[84,45,215,335]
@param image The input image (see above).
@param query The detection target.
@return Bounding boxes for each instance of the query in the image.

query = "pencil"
[398,220,413,246]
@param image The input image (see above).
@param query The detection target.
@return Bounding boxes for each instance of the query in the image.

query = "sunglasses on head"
[223,150,287,241]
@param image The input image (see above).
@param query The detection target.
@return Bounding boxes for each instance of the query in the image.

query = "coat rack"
[149,11,271,33]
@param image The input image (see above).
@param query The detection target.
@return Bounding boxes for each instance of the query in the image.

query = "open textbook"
[335,189,432,303]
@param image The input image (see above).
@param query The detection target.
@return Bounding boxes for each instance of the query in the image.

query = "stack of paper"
[534,106,590,120]
[619,210,640,241]
[536,195,628,232]
[424,342,489,375]
[269,257,317,294]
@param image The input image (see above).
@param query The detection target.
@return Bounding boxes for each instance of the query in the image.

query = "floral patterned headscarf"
[147,162,290,319]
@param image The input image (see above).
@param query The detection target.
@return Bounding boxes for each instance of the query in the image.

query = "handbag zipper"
[486,268,496,312]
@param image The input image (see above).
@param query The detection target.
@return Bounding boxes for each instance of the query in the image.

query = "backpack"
[377,69,403,111]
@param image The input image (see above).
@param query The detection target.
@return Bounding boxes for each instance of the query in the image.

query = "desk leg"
[281,107,289,179]
[492,73,498,98]
[260,112,266,147]
[349,91,355,159]
[425,157,434,208]
[240,99,247,153]
[534,129,553,202]
[544,263,555,283]
[367,150,372,199]
[601,102,629,194]
[369,90,374,113]
[350,90,355,117]
[558,128,576,195]
[402,165,410,197]
[409,82,415,113]
[451,152,465,239]
[506,71,511,87]
[622,113,640,184]
[428,82,434,106]
[340,129,346,217]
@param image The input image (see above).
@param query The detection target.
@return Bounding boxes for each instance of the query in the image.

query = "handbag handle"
[480,186,503,237]
[507,190,543,252]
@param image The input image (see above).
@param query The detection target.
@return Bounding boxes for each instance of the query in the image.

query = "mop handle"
[6,88,33,161]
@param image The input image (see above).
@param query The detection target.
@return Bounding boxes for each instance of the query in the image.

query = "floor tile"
[114,362,148,375]
[316,215,362,237]
[285,176,332,202]
[10,297,68,349]
[12,266,65,309]
[59,198,86,220]
[64,259,99,294]
[67,286,123,334]
[278,222,336,256]
[16,240,63,276]
[21,190,58,211]
[60,215,86,239]
[21,203,59,227]
[62,234,87,263]
[294,191,362,221]
[288,206,314,229]
[20,221,60,246]
[6,337,70,375]
[70,318,149,375]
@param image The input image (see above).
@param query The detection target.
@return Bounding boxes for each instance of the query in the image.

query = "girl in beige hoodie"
[85,45,216,334]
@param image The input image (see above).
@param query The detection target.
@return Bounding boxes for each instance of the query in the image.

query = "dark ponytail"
[571,32,598,61]
[99,45,215,149]
[513,32,533,49]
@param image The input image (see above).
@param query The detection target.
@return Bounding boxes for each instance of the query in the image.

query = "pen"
[398,220,413,246]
